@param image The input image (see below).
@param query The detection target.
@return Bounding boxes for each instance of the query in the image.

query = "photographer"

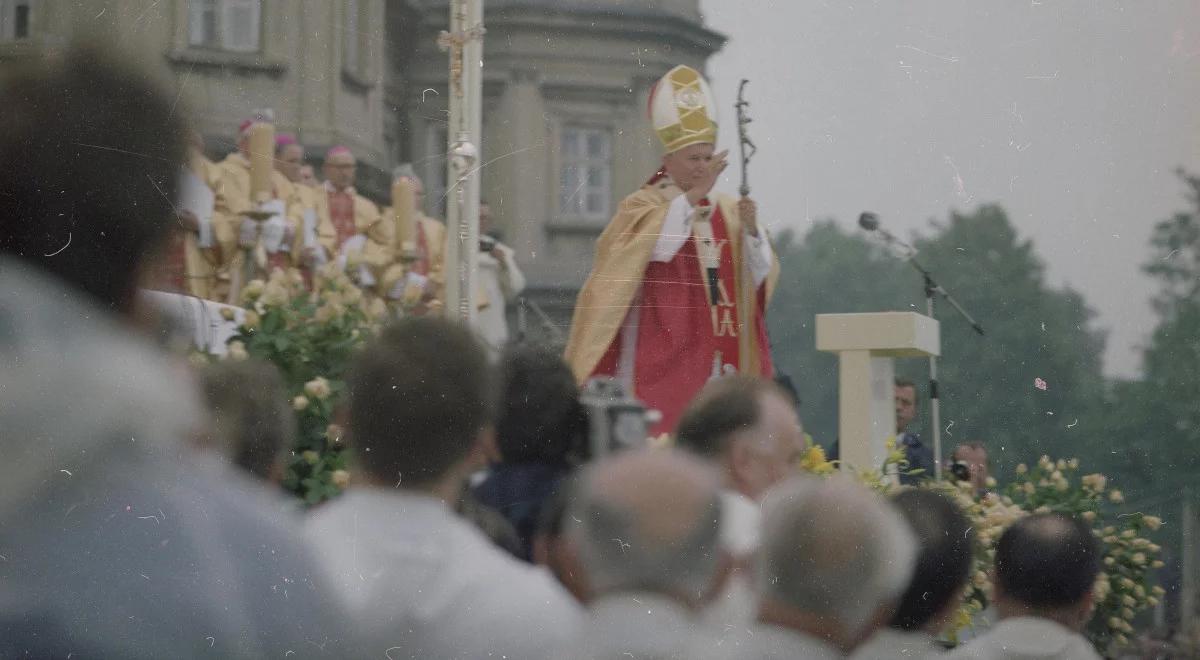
[476,201,526,355]
[949,441,991,496]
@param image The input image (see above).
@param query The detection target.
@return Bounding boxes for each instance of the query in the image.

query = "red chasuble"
[591,201,773,436]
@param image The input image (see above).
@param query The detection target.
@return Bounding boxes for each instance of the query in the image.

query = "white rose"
[304,377,331,400]
[292,395,310,411]
[241,279,265,302]
[331,469,351,489]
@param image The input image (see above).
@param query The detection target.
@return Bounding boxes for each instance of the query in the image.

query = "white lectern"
[816,312,940,477]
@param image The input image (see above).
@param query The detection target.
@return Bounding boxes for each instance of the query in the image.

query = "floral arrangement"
[797,446,1164,653]
[937,456,1164,652]
[223,265,388,504]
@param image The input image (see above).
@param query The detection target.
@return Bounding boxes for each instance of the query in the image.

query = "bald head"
[759,476,916,646]
[571,449,722,603]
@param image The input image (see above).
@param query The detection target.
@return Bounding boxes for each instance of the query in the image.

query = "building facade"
[1,0,724,339]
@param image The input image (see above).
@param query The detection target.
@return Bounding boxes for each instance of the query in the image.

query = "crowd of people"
[2,47,1118,659]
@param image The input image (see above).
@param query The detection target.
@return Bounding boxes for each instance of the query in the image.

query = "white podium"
[816,312,940,477]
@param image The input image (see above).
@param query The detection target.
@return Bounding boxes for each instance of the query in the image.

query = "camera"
[949,460,972,482]
[479,234,497,253]
[578,377,658,460]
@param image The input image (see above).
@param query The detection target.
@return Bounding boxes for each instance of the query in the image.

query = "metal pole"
[925,275,942,481]
[441,0,484,325]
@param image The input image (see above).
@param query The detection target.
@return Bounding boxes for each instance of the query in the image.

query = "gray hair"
[569,449,723,599]
[758,476,917,637]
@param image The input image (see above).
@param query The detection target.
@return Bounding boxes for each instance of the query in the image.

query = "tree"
[768,205,1109,475]
[1097,171,1200,506]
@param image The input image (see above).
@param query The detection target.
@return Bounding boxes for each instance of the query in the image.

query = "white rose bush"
[226,265,388,504]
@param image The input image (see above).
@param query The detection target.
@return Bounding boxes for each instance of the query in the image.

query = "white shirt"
[946,616,1101,660]
[698,623,842,660]
[475,241,526,354]
[652,193,774,286]
[568,592,709,660]
[702,490,761,634]
[852,627,944,659]
[0,258,359,658]
[305,488,582,659]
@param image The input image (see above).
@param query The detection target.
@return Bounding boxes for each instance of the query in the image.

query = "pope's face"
[661,142,715,193]
[299,165,318,187]
[324,152,357,190]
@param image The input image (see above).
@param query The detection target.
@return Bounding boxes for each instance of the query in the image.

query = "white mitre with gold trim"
[649,65,718,153]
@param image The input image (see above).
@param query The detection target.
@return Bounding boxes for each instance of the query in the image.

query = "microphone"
[857,211,914,258]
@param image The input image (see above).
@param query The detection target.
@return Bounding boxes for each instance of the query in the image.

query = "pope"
[565,65,779,436]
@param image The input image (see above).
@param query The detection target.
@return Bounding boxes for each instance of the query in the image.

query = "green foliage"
[768,206,1107,476]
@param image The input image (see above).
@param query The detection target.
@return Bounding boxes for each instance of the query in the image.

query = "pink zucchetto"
[275,133,298,148]
[326,145,352,159]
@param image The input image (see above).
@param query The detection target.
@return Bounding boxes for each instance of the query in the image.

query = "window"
[188,0,261,53]
[559,126,612,221]
[0,0,32,42]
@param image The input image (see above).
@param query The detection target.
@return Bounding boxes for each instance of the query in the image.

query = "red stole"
[328,189,357,248]
[592,201,773,436]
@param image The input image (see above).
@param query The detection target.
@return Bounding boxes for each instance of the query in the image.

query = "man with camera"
[476,200,526,354]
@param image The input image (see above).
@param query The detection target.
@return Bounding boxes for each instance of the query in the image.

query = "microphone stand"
[868,223,985,481]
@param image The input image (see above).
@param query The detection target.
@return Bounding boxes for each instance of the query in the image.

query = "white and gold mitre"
[649,65,718,153]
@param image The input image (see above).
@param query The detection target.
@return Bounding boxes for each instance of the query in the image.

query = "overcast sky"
[701,0,1200,378]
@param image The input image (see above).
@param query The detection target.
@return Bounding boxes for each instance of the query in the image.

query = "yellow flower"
[1067,458,1079,470]
[1082,511,1096,522]
[985,476,997,488]
[1114,633,1128,647]
[1147,597,1158,607]
[799,444,834,475]
[1108,617,1122,630]
[1038,455,1053,469]
[1109,489,1124,504]
[304,377,332,400]
[1121,578,1135,590]
[1056,460,1067,471]
[331,469,351,489]
[1122,607,1134,620]
[219,307,237,321]
[1015,463,1028,474]
[325,423,344,444]
[1103,535,1118,544]
[241,310,260,331]
[1122,595,1136,607]
[1151,586,1165,597]
[226,340,249,361]
[301,450,320,465]
[1121,529,1136,539]
[1104,556,1115,566]
[292,395,309,411]
[1143,515,1162,531]
[1152,560,1164,569]
[1034,505,1051,514]
[972,571,988,589]
[1022,482,1036,495]
[342,285,363,305]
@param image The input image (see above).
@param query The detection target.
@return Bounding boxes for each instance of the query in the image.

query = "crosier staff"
[734,79,762,374]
